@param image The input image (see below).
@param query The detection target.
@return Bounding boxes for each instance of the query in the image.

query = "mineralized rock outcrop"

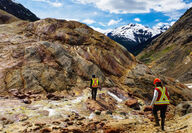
[0,9,192,133]
[0,11,191,105]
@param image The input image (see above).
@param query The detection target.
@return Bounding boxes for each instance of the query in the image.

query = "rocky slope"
[106,23,170,55]
[0,0,39,21]
[0,16,191,103]
[0,10,192,132]
[138,7,192,83]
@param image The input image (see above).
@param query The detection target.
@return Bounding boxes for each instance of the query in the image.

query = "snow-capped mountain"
[106,23,171,55]
[0,0,39,21]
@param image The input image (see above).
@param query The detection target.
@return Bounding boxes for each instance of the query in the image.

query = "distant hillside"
[138,7,192,83]
[0,9,19,24]
[0,0,39,21]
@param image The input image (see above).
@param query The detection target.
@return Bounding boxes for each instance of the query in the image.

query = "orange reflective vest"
[154,87,170,105]
[91,78,99,88]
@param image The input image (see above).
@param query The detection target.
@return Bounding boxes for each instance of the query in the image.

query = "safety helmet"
[153,78,161,85]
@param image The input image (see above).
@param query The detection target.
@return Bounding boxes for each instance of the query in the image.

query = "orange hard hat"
[153,78,161,85]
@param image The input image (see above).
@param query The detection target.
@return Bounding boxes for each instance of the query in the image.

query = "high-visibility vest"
[92,78,99,88]
[154,87,170,105]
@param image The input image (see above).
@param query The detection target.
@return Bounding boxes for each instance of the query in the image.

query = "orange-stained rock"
[40,127,52,133]
[125,99,140,110]
[0,11,191,105]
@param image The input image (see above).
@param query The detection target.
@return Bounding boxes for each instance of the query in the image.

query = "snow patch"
[47,109,57,117]
[71,96,84,104]
[107,91,123,102]
[88,112,95,119]
[185,84,192,89]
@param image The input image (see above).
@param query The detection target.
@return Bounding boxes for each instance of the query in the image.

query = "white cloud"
[153,21,175,29]
[51,2,62,7]
[93,12,98,15]
[63,18,79,21]
[153,22,169,29]
[91,26,112,34]
[155,19,160,22]
[73,0,192,14]
[32,0,63,7]
[134,18,141,22]
[165,11,183,21]
[82,19,95,24]
[108,19,122,26]
[99,22,106,26]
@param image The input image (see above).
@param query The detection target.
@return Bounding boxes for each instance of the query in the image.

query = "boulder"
[175,101,192,116]
[125,99,140,110]
[95,110,101,115]
[15,114,29,121]
[124,78,135,86]
[40,127,52,133]
[46,93,61,100]
[86,99,104,111]
[37,110,49,116]
[23,98,32,104]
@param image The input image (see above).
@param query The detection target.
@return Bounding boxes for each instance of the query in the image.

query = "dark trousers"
[153,105,168,130]
[92,88,97,100]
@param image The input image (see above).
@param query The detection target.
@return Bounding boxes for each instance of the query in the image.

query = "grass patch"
[139,45,175,64]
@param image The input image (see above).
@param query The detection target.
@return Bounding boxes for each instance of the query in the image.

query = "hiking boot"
[154,122,160,126]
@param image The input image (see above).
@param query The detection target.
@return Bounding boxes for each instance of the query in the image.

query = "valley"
[0,0,191,133]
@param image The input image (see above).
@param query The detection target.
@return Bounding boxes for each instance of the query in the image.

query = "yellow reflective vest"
[154,87,170,105]
[91,78,99,88]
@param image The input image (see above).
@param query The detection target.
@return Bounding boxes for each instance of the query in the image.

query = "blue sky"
[15,0,192,33]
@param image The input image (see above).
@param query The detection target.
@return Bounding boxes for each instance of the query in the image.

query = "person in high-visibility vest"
[150,78,170,131]
[90,75,99,100]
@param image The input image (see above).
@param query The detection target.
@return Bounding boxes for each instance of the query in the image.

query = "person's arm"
[150,90,158,107]
[167,88,170,97]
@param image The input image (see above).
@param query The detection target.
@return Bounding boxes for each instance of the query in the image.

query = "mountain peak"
[106,23,171,55]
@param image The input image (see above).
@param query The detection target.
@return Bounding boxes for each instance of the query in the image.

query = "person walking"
[150,78,170,131]
[90,75,99,100]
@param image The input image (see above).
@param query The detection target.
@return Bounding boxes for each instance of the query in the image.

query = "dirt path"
[0,88,191,133]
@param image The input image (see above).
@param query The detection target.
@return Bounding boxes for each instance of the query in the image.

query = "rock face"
[0,8,192,133]
[0,0,39,21]
[0,10,191,105]
[138,7,192,83]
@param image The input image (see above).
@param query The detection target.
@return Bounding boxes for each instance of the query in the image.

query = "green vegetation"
[185,48,192,56]
[139,45,175,64]
[139,51,154,64]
